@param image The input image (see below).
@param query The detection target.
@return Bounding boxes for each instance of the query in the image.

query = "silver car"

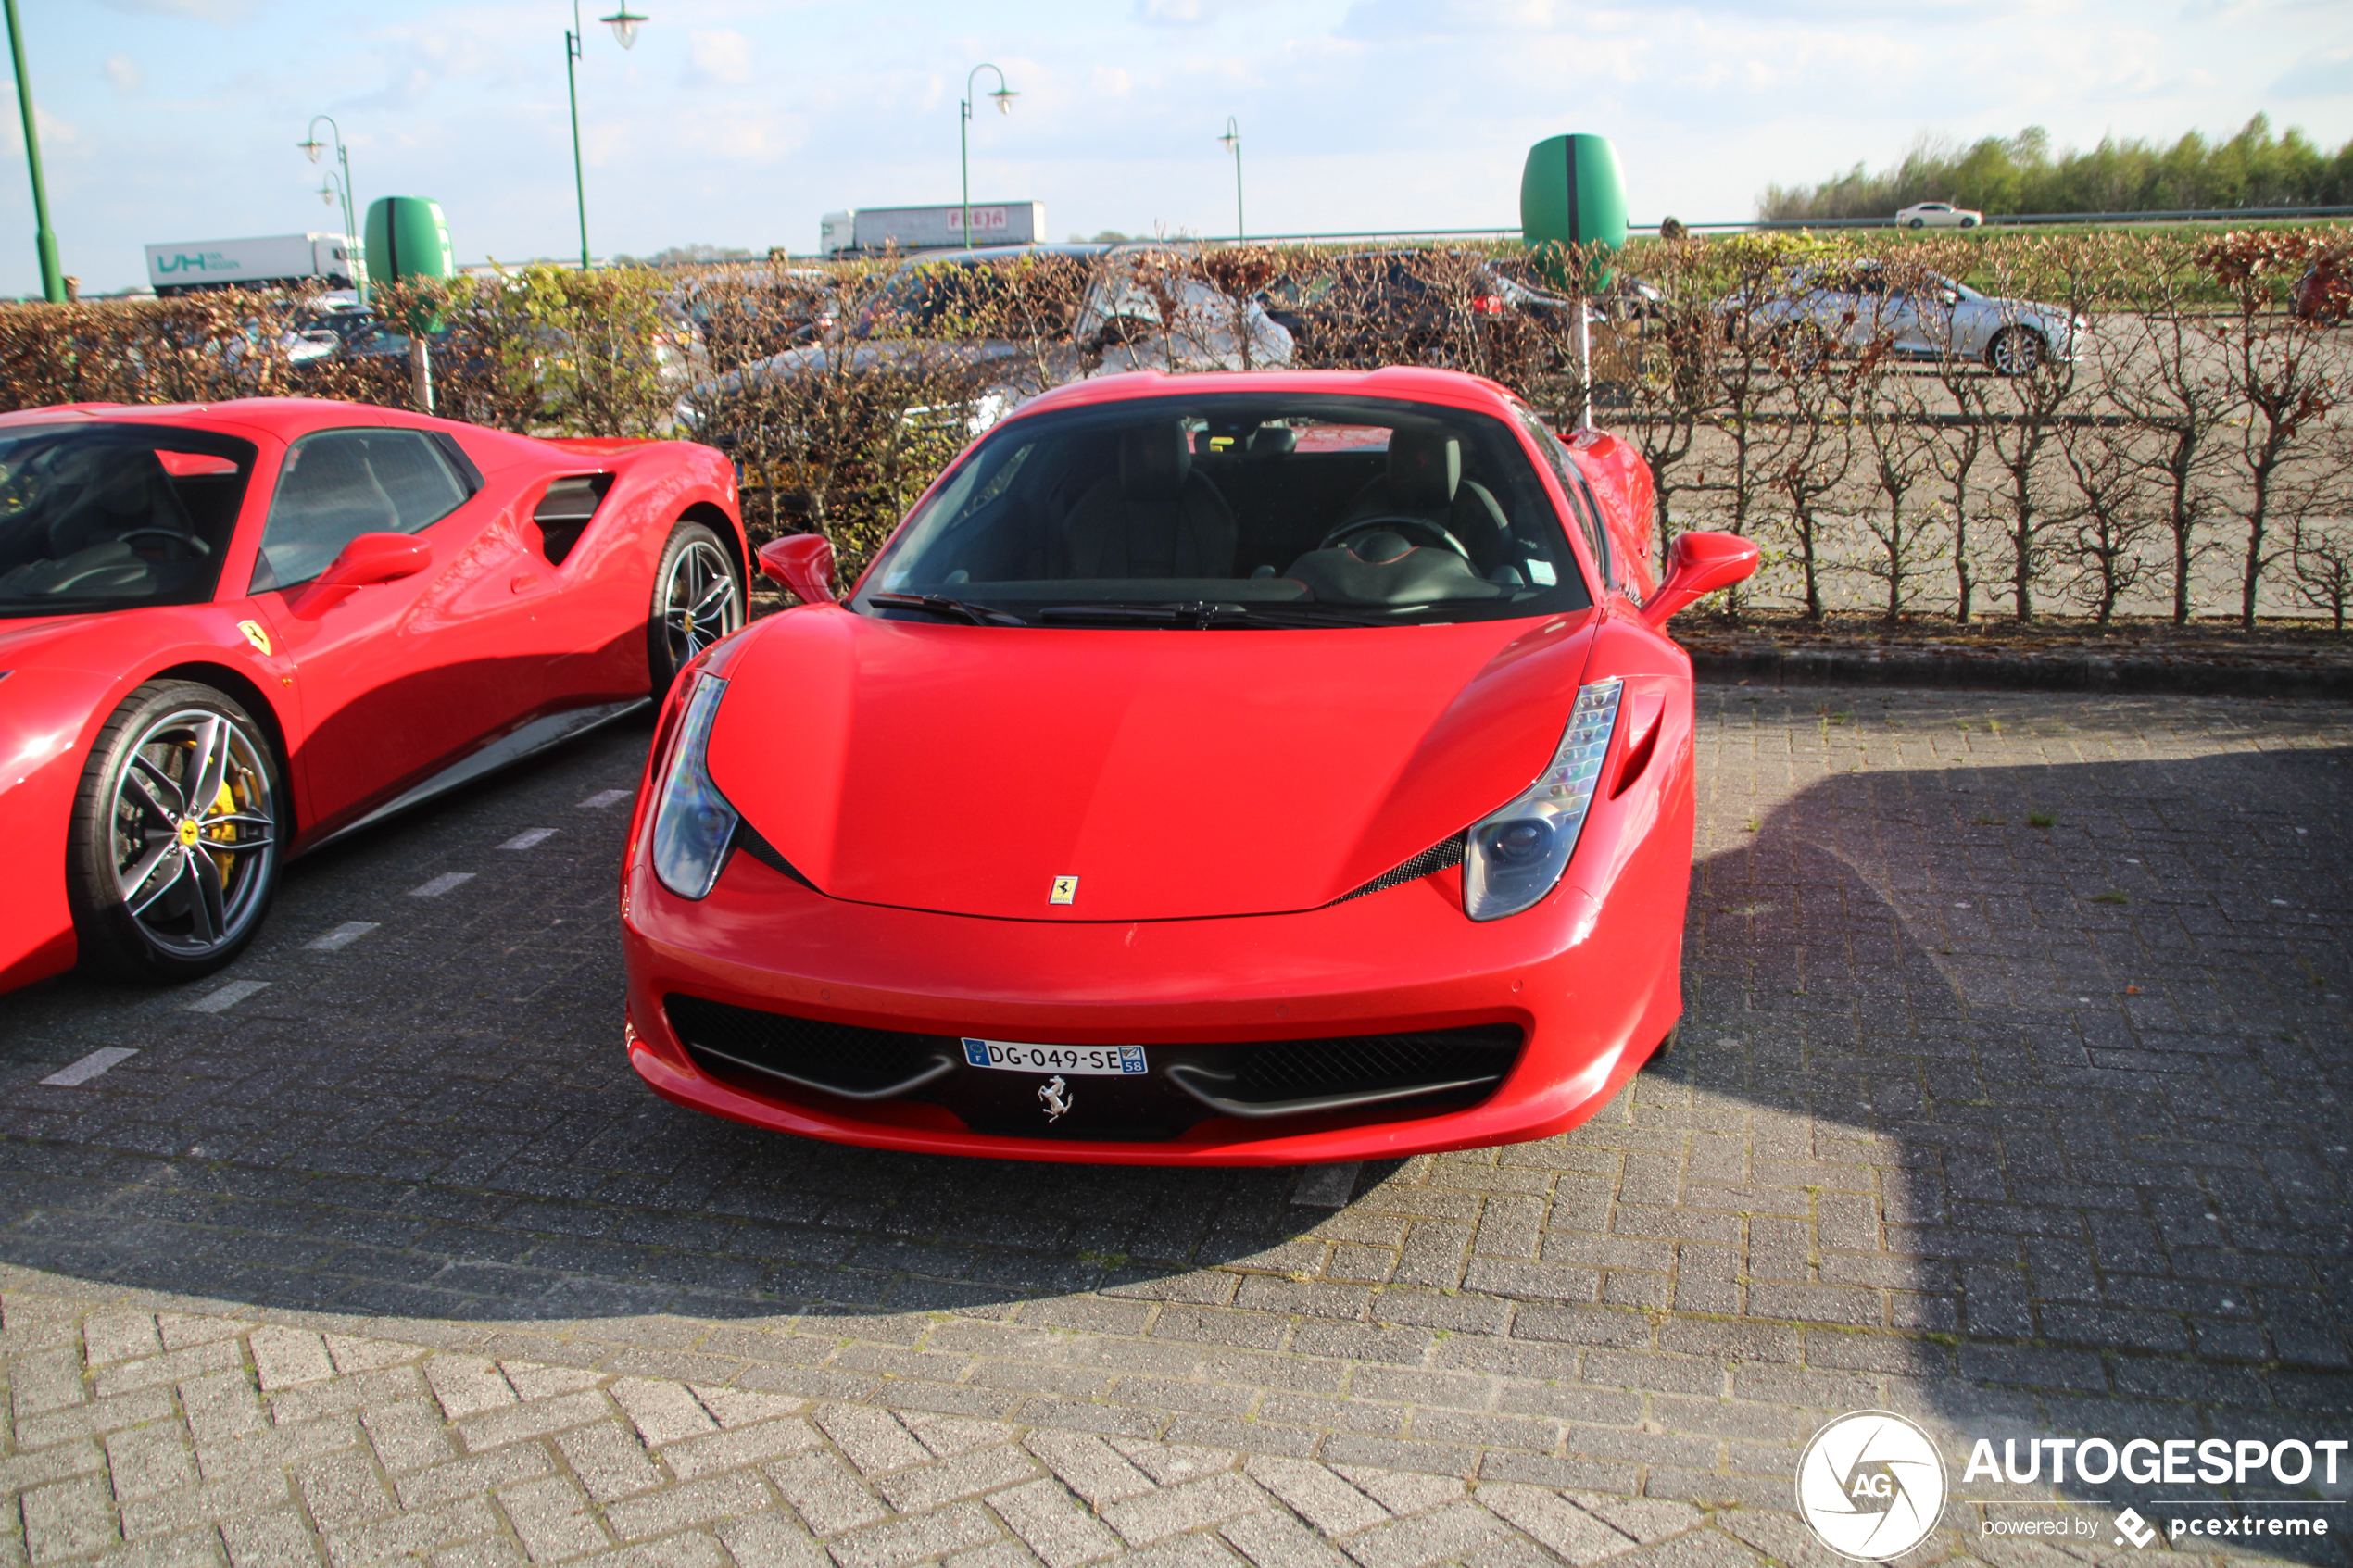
[1733,260,2082,375]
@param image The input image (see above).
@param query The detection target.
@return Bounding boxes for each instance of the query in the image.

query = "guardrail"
[1189,207,2353,245]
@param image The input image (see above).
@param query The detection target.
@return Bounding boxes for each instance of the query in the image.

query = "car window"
[250,429,472,592]
[1513,409,1612,589]
[0,422,257,617]
[860,392,1592,627]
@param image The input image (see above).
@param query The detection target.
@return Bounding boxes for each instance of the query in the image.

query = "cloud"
[94,0,257,20]
[104,55,143,97]
[689,29,756,87]
[1134,0,1256,24]
[2272,51,2353,98]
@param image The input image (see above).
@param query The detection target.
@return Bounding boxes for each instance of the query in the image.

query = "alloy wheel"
[661,538,743,672]
[108,708,277,959]
[1989,328,2043,376]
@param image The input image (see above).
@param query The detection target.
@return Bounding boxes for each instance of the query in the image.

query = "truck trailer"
[145,233,360,295]
[819,203,1044,255]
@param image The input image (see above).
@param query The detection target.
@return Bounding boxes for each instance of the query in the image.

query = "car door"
[247,426,554,834]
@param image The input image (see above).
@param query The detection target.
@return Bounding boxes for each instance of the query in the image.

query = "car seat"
[1060,421,1237,579]
[1336,428,1509,562]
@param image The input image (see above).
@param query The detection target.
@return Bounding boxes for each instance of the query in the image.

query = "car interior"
[864,395,1591,623]
[249,430,476,592]
[0,427,255,609]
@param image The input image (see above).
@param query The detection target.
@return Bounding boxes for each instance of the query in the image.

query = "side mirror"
[1642,531,1760,628]
[314,533,432,589]
[759,533,836,604]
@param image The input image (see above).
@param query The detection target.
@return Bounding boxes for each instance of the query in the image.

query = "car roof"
[1006,366,1521,422]
[891,244,1113,272]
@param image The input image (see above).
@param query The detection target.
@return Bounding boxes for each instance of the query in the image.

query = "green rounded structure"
[363,196,454,283]
[1519,134,1628,291]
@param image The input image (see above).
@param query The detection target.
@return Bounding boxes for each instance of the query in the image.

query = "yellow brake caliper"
[203,778,241,880]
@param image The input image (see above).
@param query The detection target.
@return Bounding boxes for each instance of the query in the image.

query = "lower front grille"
[662,993,1522,1139]
[664,994,955,1099]
[1231,1025,1522,1102]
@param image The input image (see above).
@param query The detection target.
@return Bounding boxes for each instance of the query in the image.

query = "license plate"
[961,1039,1148,1075]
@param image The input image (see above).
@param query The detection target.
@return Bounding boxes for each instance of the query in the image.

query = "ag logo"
[1795,1411,1946,1561]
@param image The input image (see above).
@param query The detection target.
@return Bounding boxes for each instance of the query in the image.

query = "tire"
[1960,216,1980,229]
[649,520,746,693]
[1986,327,2045,376]
[1906,218,1925,230]
[67,681,284,983]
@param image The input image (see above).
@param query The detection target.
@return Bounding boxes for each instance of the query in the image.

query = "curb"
[1690,647,2353,700]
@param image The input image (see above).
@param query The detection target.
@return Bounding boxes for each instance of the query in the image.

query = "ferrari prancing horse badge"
[237,620,272,657]
[1049,875,1078,905]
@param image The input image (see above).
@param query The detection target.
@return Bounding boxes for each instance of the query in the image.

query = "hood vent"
[1332,833,1465,905]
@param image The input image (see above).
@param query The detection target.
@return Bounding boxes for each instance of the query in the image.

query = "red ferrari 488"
[622,368,1756,1164]
[0,398,745,993]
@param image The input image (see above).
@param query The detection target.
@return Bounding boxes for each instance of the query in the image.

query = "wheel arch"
[149,660,299,835]
[677,499,749,586]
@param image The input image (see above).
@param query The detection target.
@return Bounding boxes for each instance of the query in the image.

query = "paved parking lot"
[0,686,2347,1568]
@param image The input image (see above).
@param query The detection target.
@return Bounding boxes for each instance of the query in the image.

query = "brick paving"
[0,688,2347,1566]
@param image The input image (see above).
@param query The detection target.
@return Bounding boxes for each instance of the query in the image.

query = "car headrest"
[1119,421,1191,500]
[1388,428,1460,509]
[1245,426,1295,458]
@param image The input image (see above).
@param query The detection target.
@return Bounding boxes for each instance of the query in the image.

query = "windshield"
[0,423,257,618]
[855,392,1592,627]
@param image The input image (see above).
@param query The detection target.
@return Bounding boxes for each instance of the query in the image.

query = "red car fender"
[1566,429,1660,601]
[0,605,304,988]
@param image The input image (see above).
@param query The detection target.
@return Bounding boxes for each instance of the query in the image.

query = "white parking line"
[409,872,476,897]
[41,1048,138,1086]
[578,789,632,809]
[305,922,380,951]
[500,829,558,851]
[185,980,271,1014]
[1290,1162,1363,1208]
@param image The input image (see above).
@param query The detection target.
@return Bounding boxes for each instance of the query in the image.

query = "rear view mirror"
[1642,531,1760,627]
[314,533,432,589]
[759,533,836,604]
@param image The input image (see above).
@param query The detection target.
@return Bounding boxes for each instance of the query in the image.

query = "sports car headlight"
[650,673,739,900]
[1462,679,1622,922]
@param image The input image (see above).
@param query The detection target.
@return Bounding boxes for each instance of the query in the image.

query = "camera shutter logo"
[1795,1411,1947,1560]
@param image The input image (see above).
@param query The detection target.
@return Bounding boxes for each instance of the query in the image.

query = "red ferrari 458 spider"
[0,398,745,993]
[620,367,1756,1164]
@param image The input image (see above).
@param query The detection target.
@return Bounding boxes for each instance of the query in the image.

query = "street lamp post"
[960,64,1016,250]
[566,0,648,270]
[1219,116,1243,242]
[297,116,359,301]
[2,0,63,303]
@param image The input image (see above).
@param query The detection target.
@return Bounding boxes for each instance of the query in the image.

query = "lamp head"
[298,137,324,164]
[990,85,1017,114]
[599,5,647,48]
[318,181,336,207]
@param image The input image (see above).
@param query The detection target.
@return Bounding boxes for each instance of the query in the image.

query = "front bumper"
[619,838,1686,1165]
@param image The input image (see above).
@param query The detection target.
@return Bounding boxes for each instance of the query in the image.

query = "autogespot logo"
[1797,1411,1949,1561]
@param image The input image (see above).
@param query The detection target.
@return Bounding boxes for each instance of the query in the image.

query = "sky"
[0,0,2343,295]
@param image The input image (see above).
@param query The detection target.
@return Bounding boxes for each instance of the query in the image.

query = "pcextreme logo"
[1796,1411,1948,1561]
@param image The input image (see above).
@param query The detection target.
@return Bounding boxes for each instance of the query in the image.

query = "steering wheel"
[1318,514,1471,560]
[118,526,208,560]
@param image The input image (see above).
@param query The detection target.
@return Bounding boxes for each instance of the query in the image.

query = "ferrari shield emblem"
[1049,875,1078,905]
[236,620,272,657]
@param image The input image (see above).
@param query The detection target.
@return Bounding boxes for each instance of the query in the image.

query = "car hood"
[703,605,1601,922]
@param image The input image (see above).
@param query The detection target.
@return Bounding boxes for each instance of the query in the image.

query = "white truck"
[820,203,1044,256]
[145,233,361,296]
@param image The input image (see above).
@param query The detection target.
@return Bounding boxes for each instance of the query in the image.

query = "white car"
[1896,202,1982,230]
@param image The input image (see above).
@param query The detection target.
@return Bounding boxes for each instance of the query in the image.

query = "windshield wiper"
[1036,600,1393,629]
[866,591,1028,627]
